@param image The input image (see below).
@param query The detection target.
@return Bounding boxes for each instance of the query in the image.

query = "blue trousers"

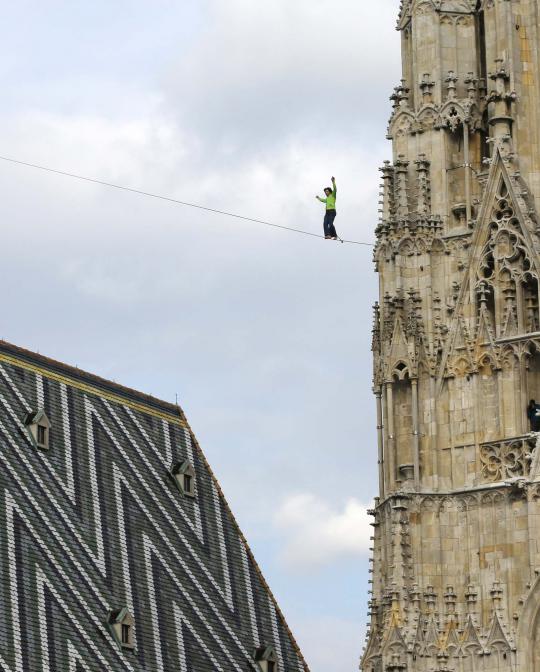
[323,209,338,238]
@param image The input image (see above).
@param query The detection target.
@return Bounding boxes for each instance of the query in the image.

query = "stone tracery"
[364,0,540,670]
[480,436,535,481]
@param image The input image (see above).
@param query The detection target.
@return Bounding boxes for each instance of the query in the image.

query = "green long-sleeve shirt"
[317,181,337,210]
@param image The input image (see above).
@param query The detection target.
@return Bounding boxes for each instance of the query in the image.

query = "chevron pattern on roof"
[0,342,307,672]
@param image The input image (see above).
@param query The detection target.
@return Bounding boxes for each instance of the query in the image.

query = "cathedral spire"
[362,1,540,670]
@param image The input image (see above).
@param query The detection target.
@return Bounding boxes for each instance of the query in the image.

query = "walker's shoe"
[331,236,338,240]
[325,235,331,239]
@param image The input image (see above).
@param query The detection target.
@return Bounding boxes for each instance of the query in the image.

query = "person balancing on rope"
[316,176,339,240]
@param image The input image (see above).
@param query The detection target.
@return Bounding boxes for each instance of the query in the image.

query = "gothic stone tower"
[362,1,540,670]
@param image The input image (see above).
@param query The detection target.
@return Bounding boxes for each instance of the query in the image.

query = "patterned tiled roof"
[0,339,308,671]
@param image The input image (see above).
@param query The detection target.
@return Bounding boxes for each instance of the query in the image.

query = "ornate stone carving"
[415,154,431,215]
[480,436,535,482]
[420,73,435,103]
[363,2,540,671]
[388,98,484,138]
[394,156,410,218]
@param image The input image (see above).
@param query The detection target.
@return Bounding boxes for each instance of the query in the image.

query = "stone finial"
[372,303,381,355]
[394,156,410,218]
[410,584,421,609]
[390,80,410,111]
[424,585,437,612]
[491,580,503,607]
[444,586,456,605]
[379,160,395,224]
[501,284,518,336]
[398,79,410,108]
[465,584,478,613]
[444,586,457,620]
[526,284,540,334]
[445,70,458,100]
[390,86,401,111]
[420,73,435,103]
[487,58,517,147]
[489,58,510,85]
[383,293,395,341]
[487,63,515,103]
[392,291,405,330]
[477,281,490,305]
[415,153,431,215]
[503,284,516,303]
[464,72,478,100]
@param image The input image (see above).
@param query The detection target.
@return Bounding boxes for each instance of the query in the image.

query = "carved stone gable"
[439,149,540,382]
[363,2,540,670]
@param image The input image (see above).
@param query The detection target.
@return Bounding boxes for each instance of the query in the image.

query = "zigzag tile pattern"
[0,342,308,672]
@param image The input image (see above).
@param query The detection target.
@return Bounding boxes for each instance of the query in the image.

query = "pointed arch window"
[24,409,51,450]
[170,459,196,498]
[392,361,410,383]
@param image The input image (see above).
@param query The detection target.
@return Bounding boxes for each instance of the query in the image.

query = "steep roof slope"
[0,339,308,671]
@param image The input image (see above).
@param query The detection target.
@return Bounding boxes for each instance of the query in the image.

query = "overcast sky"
[0,2,401,670]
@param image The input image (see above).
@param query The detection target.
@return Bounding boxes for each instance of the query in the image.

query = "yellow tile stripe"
[0,352,185,427]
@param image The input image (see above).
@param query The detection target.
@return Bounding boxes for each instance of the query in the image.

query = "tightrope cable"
[0,154,374,247]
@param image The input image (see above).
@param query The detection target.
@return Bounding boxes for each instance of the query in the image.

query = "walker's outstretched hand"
[331,176,336,182]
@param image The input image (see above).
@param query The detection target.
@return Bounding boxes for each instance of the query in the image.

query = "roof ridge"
[0,339,182,419]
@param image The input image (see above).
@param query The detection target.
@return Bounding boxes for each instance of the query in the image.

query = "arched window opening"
[476,3,487,82]
[395,362,408,376]
[402,27,413,107]
[480,251,495,280]
[392,368,413,476]
[526,345,540,432]
[498,179,509,200]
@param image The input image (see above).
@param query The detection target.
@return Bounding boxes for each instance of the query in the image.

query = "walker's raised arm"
[331,176,337,196]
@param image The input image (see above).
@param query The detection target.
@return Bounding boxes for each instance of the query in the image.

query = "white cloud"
[0,3,402,670]
[166,0,401,150]
[274,493,372,571]
[294,616,366,672]
[0,104,383,312]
